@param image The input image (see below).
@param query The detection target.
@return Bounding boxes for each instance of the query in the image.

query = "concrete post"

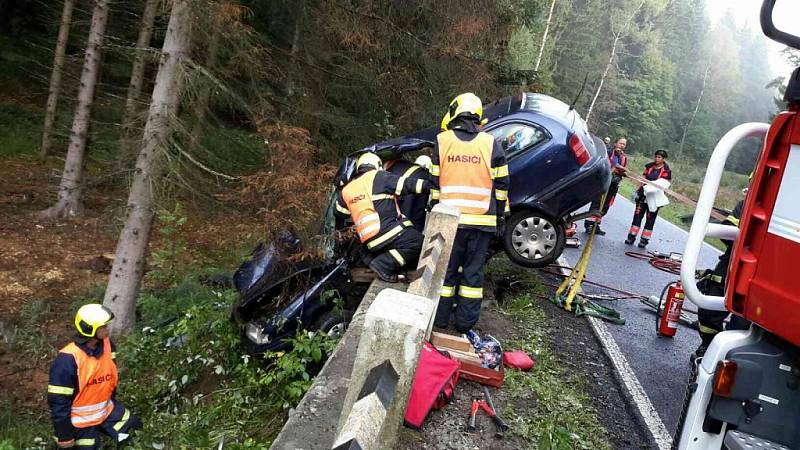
[407,204,460,336]
[333,289,435,450]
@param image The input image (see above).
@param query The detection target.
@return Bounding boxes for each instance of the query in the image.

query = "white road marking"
[556,255,673,450]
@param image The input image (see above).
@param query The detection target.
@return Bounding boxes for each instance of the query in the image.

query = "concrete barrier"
[269,205,459,450]
[332,205,460,450]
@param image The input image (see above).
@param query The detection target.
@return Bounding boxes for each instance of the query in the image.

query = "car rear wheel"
[503,210,565,268]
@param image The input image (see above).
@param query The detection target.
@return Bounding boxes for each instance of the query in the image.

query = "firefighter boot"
[625,234,636,245]
[368,260,399,283]
[638,238,649,248]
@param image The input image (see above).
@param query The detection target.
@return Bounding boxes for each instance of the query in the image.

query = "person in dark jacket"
[384,157,432,232]
[335,152,431,282]
[693,200,751,359]
[584,136,628,235]
[48,304,141,449]
[430,92,509,333]
[625,149,672,248]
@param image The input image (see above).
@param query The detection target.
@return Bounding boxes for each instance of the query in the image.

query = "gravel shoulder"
[395,261,651,449]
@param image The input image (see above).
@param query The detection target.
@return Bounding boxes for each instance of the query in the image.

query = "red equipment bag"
[404,341,460,429]
[503,350,535,371]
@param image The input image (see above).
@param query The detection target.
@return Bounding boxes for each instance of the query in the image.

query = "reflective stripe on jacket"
[342,170,383,242]
[434,129,508,229]
[59,338,118,428]
[337,169,430,250]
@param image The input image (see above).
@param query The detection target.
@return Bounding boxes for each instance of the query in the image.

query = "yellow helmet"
[75,304,114,338]
[440,92,484,130]
[356,152,382,171]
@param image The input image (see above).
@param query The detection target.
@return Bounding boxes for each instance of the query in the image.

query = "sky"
[706,0,800,77]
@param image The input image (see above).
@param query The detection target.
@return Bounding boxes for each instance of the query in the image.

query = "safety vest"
[60,338,118,428]
[437,130,495,226]
[342,170,384,243]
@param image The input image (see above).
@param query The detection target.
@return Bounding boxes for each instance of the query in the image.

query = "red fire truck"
[675,2,800,449]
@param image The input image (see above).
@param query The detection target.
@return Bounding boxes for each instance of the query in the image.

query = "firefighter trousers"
[696,273,750,346]
[366,227,423,276]
[434,228,492,333]
[69,401,142,449]
[585,179,620,227]
[627,198,659,243]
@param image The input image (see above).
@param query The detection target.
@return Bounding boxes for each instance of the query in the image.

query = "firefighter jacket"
[609,150,628,180]
[431,125,509,231]
[636,162,672,196]
[48,337,118,440]
[385,159,431,231]
[335,169,430,251]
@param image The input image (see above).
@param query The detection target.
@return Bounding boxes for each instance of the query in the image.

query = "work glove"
[496,216,506,239]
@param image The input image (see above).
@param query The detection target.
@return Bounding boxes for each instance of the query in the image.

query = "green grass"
[4,274,337,450]
[487,261,611,450]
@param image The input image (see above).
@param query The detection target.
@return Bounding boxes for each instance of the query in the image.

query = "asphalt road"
[562,195,723,437]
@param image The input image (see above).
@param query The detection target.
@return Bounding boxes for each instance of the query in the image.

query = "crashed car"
[231,230,369,354]
[355,92,611,267]
[232,92,609,352]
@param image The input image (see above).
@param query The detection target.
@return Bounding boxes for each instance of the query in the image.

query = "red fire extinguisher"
[657,281,685,337]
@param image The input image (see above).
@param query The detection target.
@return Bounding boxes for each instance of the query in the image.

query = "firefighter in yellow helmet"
[335,152,431,282]
[431,93,510,332]
[47,304,141,448]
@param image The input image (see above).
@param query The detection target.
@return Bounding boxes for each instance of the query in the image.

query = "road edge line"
[556,255,673,450]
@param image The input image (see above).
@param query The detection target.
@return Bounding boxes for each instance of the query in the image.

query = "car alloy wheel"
[502,210,566,268]
[512,216,557,261]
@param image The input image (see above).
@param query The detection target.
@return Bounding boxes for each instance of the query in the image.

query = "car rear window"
[488,123,548,160]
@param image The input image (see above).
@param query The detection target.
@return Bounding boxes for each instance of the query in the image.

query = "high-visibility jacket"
[336,169,430,251]
[431,129,509,230]
[48,338,118,437]
[385,159,430,231]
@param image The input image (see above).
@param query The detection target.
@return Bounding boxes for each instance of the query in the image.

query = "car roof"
[485,93,584,132]
[360,93,589,157]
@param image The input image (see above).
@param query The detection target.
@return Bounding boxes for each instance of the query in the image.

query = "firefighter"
[384,156,432,232]
[584,136,628,235]
[625,149,672,248]
[48,304,142,449]
[694,200,751,359]
[335,152,430,282]
[431,93,509,333]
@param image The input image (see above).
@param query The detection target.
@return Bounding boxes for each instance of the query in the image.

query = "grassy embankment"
[486,261,611,450]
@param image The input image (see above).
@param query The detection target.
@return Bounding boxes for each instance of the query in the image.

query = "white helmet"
[414,155,432,171]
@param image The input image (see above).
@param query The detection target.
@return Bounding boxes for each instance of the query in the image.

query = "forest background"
[0,0,796,447]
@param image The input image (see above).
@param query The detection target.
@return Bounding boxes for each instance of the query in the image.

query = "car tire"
[503,210,566,268]
[314,310,354,339]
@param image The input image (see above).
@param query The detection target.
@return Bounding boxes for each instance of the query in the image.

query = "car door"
[486,120,558,206]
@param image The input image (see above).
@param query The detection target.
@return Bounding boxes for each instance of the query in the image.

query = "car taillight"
[713,360,738,397]
[569,133,590,165]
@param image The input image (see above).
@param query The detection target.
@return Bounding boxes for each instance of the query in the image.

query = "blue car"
[355,92,611,267]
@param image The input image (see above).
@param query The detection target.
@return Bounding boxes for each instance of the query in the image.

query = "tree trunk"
[534,0,556,72]
[678,62,712,157]
[117,0,160,169]
[585,0,645,124]
[40,0,76,158]
[40,0,111,218]
[585,33,620,124]
[189,25,220,140]
[103,0,193,335]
